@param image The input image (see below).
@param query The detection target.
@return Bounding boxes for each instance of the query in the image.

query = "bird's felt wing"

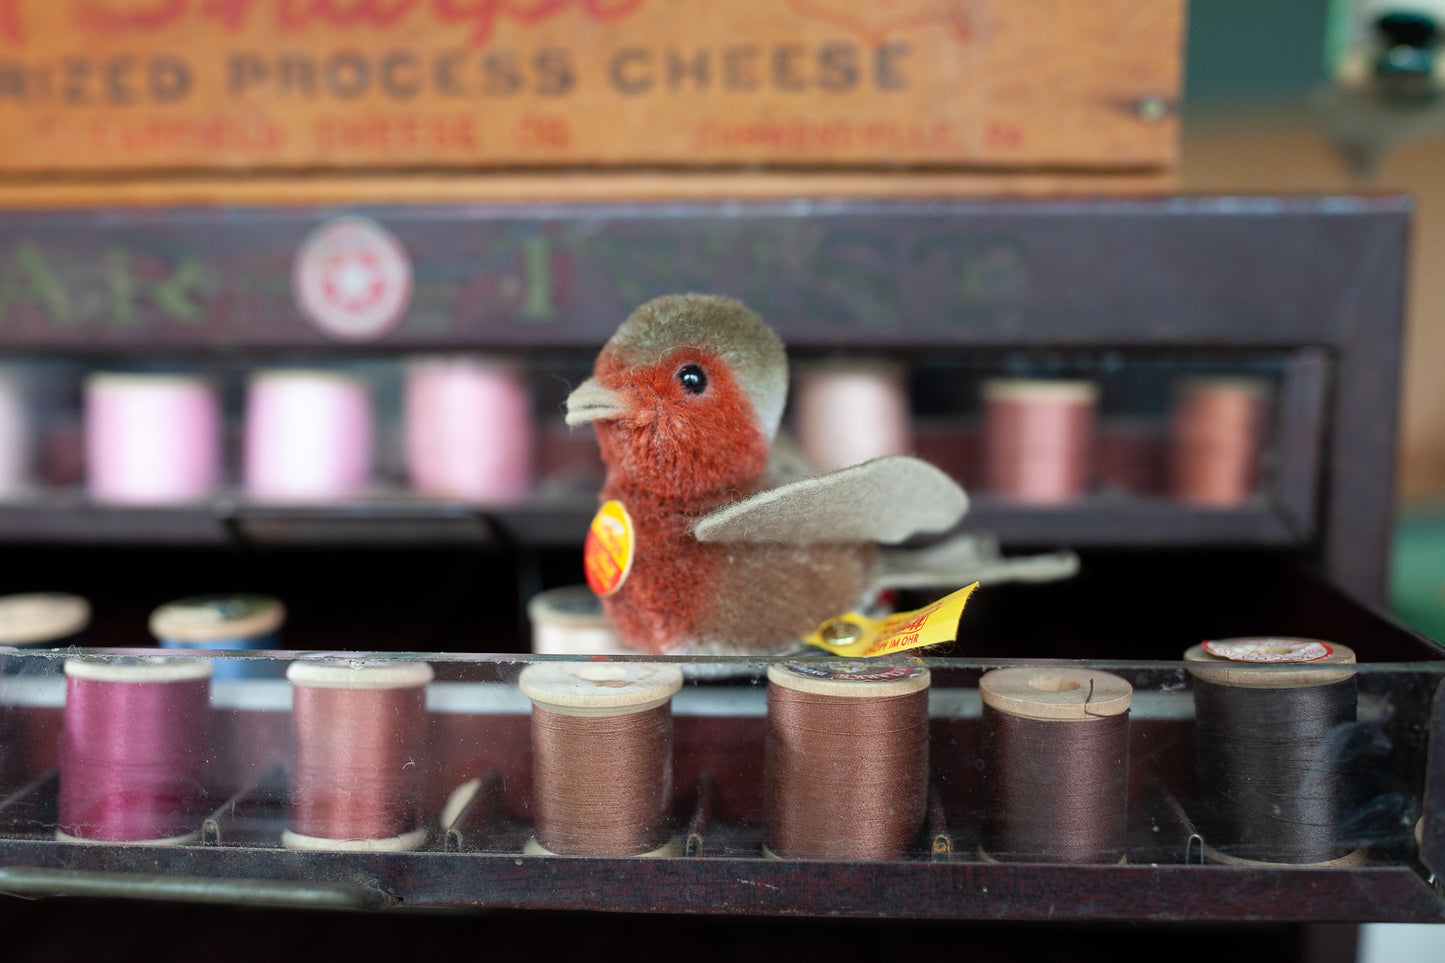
[692,455,968,545]
[874,533,1079,589]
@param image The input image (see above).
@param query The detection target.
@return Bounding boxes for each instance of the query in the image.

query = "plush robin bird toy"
[566,293,1072,656]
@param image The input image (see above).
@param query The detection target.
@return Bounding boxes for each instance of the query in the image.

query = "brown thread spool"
[978,667,1132,864]
[519,661,683,857]
[1168,376,1270,506]
[793,359,912,473]
[1186,640,1363,866]
[764,663,930,860]
[982,379,1097,503]
[283,660,433,852]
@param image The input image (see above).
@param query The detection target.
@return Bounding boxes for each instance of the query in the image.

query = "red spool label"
[1201,639,1333,663]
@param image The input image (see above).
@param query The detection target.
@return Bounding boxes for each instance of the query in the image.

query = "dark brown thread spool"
[982,379,1098,504]
[764,663,930,860]
[283,660,433,852]
[1186,640,1362,866]
[1168,376,1270,506]
[979,667,1132,864]
[519,662,683,857]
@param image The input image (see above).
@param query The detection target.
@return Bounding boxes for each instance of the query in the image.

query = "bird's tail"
[872,533,1078,591]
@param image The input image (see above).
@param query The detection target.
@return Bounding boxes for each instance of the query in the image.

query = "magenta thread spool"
[793,360,912,473]
[0,367,33,498]
[85,373,220,505]
[244,369,372,501]
[58,657,212,844]
[404,355,535,501]
[982,379,1097,503]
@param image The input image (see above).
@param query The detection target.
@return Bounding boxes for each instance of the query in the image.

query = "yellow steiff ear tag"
[584,500,635,596]
[803,583,979,657]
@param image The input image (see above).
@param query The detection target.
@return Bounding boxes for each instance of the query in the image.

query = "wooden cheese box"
[0,0,1184,175]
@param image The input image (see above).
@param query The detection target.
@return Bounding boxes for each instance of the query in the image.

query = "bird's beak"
[565,377,628,426]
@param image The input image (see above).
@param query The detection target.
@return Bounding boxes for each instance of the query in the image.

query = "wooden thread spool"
[519,661,683,857]
[982,379,1097,503]
[1186,639,1362,866]
[404,354,535,502]
[283,660,434,852]
[58,657,212,845]
[527,585,629,656]
[979,667,1132,864]
[0,366,32,498]
[151,593,286,680]
[793,359,912,473]
[764,663,930,860]
[1168,376,1270,506]
[85,373,220,505]
[244,369,373,501]
[0,592,89,650]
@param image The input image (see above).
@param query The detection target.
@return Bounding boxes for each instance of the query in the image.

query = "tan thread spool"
[1168,376,1270,506]
[519,661,683,857]
[982,379,1098,503]
[978,667,1132,864]
[283,659,434,853]
[764,662,930,860]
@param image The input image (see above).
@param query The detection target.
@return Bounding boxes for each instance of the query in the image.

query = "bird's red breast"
[567,293,885,655]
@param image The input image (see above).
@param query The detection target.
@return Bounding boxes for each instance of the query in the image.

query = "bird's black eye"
[678,364,707,395]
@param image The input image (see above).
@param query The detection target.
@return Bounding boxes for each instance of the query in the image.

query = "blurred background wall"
[1180,0,1445,648]
[1181,0,1445,503]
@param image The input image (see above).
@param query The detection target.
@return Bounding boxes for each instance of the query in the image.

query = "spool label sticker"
[784,663,922,683]
[584,500,635,597]
[1202,639,1333,663]
[802,582,978,657]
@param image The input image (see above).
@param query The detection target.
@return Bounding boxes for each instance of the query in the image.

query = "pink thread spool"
[244,370,372,501]
[58,657,212,845]
[793,360,912,472]
[0,368,32,498]
[404,355,534,501]
[85,373,220,505]
[982,379,1097,503]
[1168,377,1271,506]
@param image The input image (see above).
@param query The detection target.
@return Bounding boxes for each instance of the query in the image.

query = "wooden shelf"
[0,491,1304,550]
[0,841,1437,923]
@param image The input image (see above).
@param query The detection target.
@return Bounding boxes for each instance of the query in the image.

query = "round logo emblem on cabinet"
[293,217,413,342]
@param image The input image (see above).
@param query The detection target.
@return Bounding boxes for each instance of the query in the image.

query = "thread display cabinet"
[0,195,1441,929]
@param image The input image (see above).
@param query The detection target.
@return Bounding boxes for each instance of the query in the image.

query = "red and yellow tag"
[803,583,978,657]
[584,500,635,597]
